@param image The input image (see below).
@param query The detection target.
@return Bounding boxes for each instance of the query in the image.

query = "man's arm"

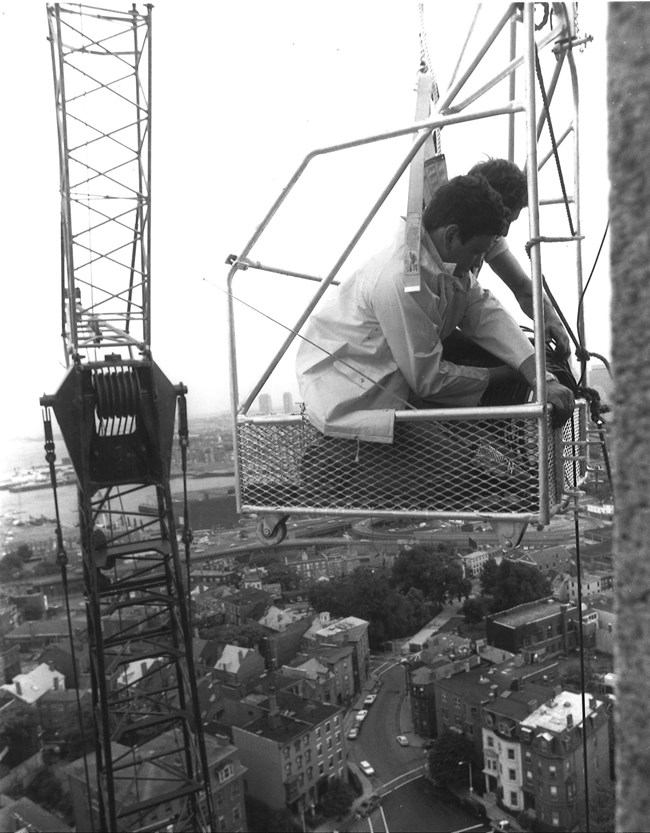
[488,248,571,358]
[517,354,575,426]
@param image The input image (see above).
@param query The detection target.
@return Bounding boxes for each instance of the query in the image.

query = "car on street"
[355,709,369,722]
[363,693,377,706]
[347,726,360,740]
[359,760,375,776]
[396,735,409,746]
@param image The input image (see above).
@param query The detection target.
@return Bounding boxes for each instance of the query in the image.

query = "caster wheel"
[256,516,288,546]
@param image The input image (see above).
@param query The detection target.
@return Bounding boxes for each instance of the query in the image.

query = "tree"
[263,562,304,592]
[487,560,551,613]
[307,568,430,649]
[245,796,301,833]
[200,622,267,648]
[249,552,282,568]
[392,544,469,609]
[0,702,40,766]
[16,543,34,562]
[427,730,478,790]
[320,776,356,818]
[479,556,500,596]
[462,596,490,624]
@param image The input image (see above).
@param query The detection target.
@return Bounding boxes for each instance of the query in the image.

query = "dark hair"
[468,158,528,212]
[423,174,508,241]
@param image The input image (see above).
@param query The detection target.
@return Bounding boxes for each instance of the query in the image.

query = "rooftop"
[521,690,603,732]
[490,598,574,628]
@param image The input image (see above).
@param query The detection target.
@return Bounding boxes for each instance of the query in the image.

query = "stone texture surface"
[609,4,650,831]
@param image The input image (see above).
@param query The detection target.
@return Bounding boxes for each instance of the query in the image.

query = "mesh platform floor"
[237,406,586,518]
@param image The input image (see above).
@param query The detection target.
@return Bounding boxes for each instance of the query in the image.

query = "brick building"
[232,691,345,814]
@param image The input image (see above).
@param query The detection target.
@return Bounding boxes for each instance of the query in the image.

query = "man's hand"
[546,379,575,427]
[545,311,571,360]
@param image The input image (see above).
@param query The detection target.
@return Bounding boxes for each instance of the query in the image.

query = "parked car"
[359,760,375,776]
[357,794,381,817]
[355,709,369,722]
[363,693,377,706]
[396,735,409,746]
[347,726,360,740]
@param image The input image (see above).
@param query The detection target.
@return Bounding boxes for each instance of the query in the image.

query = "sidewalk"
[451,786,524,832]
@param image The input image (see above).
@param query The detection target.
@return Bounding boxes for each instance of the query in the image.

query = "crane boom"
[42,5,215,831]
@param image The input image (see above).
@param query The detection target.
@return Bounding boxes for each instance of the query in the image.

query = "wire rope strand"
[41,410,97,833]
[534,46,575,236]
[570,490,591,832]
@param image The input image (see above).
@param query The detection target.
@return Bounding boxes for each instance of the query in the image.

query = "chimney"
[267,688,282,729]
[15,680,21,696]
[589,698,598,711]
[567,713,573,728]
[319,611,330,625]
[53,676,59,691]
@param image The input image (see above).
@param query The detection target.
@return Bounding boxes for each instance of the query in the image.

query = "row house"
[40,640,91,690]
[483,690,610,831]
[38,687,92,745]
[513,546,573,576]
[281,643,355,706]
[432,659,559,758]
[213,644,266,690]
[282,549,347,582]
[565,573,605,602]
[408,646,482,738]
[216,587,273,626]
[232,690,345,815]
[66,732,247,832]
[258,605,313,669]
[301,612,370,693]
[3,616,87,649]
[191,565,239,589]
[0,599,19,637]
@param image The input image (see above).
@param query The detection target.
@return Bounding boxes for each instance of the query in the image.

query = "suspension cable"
[569,486,591,833]
[42,410,96,833]
[534,46,575,236]
[213,280,420,413]
[177,391,194,625]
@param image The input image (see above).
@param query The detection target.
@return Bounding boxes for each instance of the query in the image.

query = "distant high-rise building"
[282,391,293,413]
[259,393,272,414]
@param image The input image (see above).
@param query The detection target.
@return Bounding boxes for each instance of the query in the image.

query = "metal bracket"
[489,519,529,550]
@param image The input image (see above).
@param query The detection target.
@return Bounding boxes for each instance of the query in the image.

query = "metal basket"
[235,402,588,523]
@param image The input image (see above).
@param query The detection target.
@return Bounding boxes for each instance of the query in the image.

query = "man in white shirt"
[296,175,574,444]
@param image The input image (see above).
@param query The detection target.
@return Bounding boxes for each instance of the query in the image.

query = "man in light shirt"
[296,175,574,445]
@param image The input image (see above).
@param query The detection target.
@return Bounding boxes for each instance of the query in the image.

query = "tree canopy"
[307,567,430,648]
[427,730,479,790]
[480,557,551,613]
[320,776,356,818]
[392,544,471,609]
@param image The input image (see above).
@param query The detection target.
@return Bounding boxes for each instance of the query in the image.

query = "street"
[343,659,490,833]
[347,778,489,833]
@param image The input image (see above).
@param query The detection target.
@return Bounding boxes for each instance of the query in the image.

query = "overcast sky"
[0,1,610,458]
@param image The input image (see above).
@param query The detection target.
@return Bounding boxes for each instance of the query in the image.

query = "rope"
[214,280,420,413]
[42,410,96,833]
[570,489,591,833]
[534,46,575,236]
[177,393,194,625]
